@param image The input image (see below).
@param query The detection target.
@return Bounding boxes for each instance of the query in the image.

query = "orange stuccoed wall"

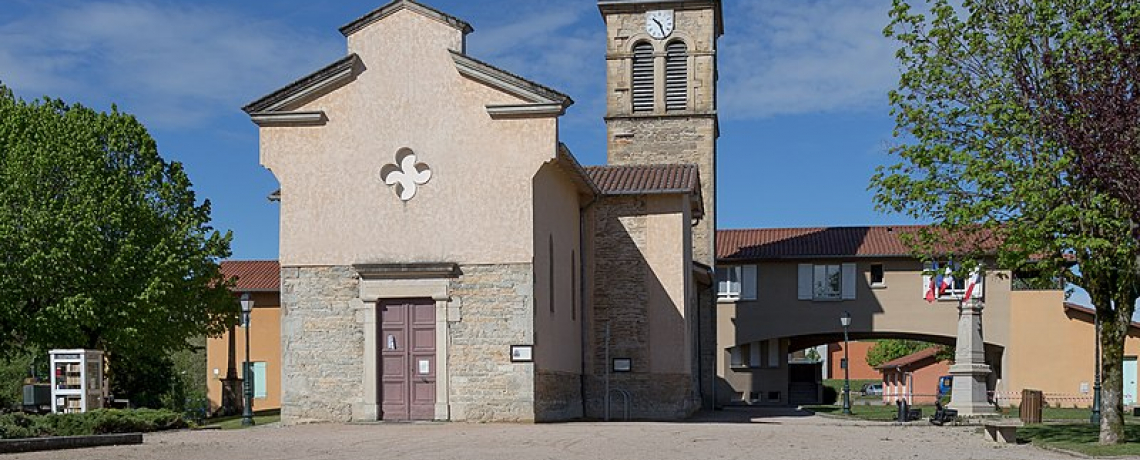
[205,291,282,413]
[827,341,879,380]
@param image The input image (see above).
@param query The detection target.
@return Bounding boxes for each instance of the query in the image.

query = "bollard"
[896,398,910,422]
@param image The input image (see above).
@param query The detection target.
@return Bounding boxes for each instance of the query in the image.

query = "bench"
[982,420,1023,443]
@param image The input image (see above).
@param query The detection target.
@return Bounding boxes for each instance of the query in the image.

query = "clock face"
[645,10,674,39]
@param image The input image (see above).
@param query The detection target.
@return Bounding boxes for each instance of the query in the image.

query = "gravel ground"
[9,408,1074,460]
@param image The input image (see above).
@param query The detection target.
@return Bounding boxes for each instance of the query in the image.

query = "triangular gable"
[450,51,574,118]
[340,0,473,37]
[242,54,362,126]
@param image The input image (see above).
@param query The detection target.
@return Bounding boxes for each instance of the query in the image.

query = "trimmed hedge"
[0,409,187,439]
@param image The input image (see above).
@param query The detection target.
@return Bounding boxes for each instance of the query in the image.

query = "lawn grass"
[821,379,883,404]
[1002,405,1140,422]
[206,409,281,430]
[807,402,1140,456]
[804,404,937,421]
[822,379,879,394]
[1019,423,1140,457]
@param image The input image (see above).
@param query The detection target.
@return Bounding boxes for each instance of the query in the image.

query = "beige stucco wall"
[718,260,1012,348]
[532,162,583,375]
[583,193,698,418]
[716,259,1015,403]
[645,195,694,374]
[720,338,788,405]
[260,9,558,267]
[206,292,282,413]
[1006,290,1140,407]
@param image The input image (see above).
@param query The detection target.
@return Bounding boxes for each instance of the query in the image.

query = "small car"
[861,383,883,396]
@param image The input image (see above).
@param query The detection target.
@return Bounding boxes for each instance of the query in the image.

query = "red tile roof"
[718,226,932,260]
[874,347,944,370]
[220,260,280,292]
[585,164,700,195]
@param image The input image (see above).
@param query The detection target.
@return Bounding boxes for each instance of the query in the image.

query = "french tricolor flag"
[926,262,955,303]
[962,270,981,301]
[925,262,940,302]
[937,264,954,297]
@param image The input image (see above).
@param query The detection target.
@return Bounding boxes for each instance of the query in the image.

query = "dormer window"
[631,42,655,112]
[665,41,688,111]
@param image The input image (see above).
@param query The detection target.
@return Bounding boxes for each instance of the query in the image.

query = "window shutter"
[841,263,857,300]
[632,43,655,112]
[741,265,757,300]
[767,339,780,368]
[665,41,687,111]
[253,362,267,399]
[797,264,813,300]
[749,342,761,367]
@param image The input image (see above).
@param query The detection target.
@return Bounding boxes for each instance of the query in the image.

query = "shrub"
[0,409,187,440]
[822,386,839,405]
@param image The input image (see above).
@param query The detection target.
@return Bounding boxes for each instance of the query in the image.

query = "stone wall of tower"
[600,4,719,267]
[599,1,721,411]
[606,116,717,264]
[585,195,699,419]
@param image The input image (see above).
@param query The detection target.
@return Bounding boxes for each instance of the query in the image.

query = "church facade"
[243,0,722,423]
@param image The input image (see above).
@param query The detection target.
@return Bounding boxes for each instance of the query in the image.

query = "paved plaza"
[8,409,1074,460]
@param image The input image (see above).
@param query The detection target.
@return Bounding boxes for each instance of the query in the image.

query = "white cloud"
[464,2,606,127]
[719,0,900,119]
[0,1,340,128]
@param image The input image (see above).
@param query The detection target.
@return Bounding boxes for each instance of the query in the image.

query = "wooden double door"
[379,299,436,420]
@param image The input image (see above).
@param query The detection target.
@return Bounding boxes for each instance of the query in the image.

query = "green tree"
[865,340,948,368]
[873,0,1139,443]
[0,86,236,403]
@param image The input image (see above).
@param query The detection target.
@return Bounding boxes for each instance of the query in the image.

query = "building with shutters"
[713,226,1140,409]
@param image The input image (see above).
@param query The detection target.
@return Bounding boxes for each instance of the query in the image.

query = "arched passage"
[718,331,1004,407]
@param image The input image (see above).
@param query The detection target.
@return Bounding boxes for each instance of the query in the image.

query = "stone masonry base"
[584,374,697,420]
[535,370,584,422]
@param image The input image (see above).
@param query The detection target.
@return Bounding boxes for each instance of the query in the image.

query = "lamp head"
[240,292,254,314]
[840,310,851,327]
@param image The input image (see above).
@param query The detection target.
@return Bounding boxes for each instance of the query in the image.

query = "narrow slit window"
[665,41,688,111]
[549,235,555,313]
[571,250,577,321]
[632,42,655,112]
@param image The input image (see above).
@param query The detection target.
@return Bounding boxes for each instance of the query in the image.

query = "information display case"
[49,349,104,413]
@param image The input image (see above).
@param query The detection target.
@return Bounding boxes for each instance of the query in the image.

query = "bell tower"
[597,0,722,267]
[596,0,723,413]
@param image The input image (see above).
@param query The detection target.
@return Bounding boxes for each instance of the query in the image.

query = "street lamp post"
[1091,310,1102,425]
[841,310,852,415]
[240,293,255,427]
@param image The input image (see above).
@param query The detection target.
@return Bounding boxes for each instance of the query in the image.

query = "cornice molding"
[249,111,329,127]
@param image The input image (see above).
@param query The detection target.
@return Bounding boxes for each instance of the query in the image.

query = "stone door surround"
[352,263,459,421]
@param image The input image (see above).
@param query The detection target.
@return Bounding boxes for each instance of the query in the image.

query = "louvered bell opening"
[665,41,688,111]
[632,43,655,113]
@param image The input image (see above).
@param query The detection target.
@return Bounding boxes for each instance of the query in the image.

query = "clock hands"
[652,18,666,36]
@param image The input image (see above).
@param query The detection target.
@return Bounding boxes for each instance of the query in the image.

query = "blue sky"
[0,0,917,260]
[1,0,1108,310]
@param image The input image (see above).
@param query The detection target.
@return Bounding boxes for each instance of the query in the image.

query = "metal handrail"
[606,389,631,422]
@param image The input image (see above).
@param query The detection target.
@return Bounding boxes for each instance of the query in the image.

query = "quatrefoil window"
[379,149,432,201]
